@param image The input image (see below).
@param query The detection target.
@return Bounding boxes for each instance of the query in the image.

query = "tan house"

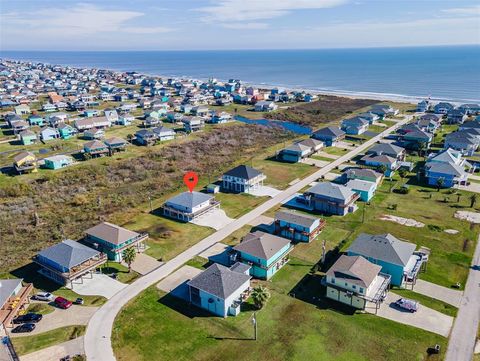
[0,279,33,329]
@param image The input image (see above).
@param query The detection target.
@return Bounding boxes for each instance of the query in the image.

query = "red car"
[54,296,72,309]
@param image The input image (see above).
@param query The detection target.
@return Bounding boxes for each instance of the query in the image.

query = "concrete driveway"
[20,336,84,361]
[156,265,202,300]
[191,209,235,230]
[12,305,97,337]
[456,182,480,194]
[302,158,330,168]
[67,273,127,299]
[366,292,453,337]
[413,279,463,307]
[124,253,163,275]
[247,215,274,227]
[198,243,230,259]
[248,185,282,197]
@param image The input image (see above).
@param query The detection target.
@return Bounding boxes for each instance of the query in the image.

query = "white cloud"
[442,5,480,16]
[197,0,347,24]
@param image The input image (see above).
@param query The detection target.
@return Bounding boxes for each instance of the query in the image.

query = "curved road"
[84,115,413,361]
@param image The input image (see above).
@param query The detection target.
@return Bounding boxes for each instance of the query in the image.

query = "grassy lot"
[254,157,317,189]
[391,288,458,317]
[185,256,210,270]
[12,325,85,356]
[27,302,55,315]
[311,155,335,162]
[113,258,446,361]
[99,262,140,284]
[214,192,269,218]
[270,176,478,289]
[322,146,350,157]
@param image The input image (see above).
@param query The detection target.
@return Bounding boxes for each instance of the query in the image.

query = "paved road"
[413,279,463,307]
[84,115,413,361]
[445,233,480,361]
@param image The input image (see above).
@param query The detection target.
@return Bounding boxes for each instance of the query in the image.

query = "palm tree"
[122,247,137,273]
[398,168,407,181]
[378,164,388,175]
[251,286,270,310]
[470,194,478,209]
[436,177,445,191]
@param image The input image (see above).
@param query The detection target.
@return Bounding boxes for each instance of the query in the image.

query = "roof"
[307,182,357,201]
[187,263,251,299]
[344,168,382,180]
[427,148,462,165]
[224,165,263,180]
[367,143,404,157]
[13,151,35,163]
[297,138,323,148]
[233,231,291,260]
[104,137,127,146]
[84,140,106,149]
[426,162,465,177]
[85,222,139,246]
[283,143,311,153]
[326,255,382,288]
[348,233,417,267]
[312,126,345,138]
[0,279,22,308]
[346,179,376,192]
[166,191,213,209]
[136,129,155,137]
[362,154,396,165]
[44,154,73,162]
[153,126,175,135]
[275,210,319,228]
[37,239,100,270]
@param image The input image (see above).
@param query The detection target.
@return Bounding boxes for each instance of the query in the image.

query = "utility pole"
[252,312,257,341]
[362,202,366,223]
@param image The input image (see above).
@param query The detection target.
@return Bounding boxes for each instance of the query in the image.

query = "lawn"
[391,288,458,317]
[99,262,140,284]
[27,302,55,315]
[113,258,446,361]
[322,146,350,157]
[214,192,269,218]
[11,325,85,356]
[253,157,317,189]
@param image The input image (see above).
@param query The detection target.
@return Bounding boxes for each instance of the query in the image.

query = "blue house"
[311,126,345,146]
[187,263,251,317]
[341,116,369,135]
[43,154,74,170]
[58,123,76,139]
[279,138,323,163]
[424,149,469,187]
[361,154,398,176]
[274,210,325,243]
[417,100,430,112]
[84,109,99,118]
[347,233,418,287]
[40,127,60,142]
[346,179,377,201]
[447,109,467,124]
[434,102,454,114]
[34,239,106,286]
[232,231,293,280]
[84,222,148,262]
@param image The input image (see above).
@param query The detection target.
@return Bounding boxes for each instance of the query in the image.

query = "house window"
[331,279,335,284]
[345,282,348,287]
[359,287,364,293]
[352,285,356,289]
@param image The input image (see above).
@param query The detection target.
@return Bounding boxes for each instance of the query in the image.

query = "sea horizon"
[2,45,479,103]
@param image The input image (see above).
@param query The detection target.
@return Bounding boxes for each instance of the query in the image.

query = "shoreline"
[1,57,477,105]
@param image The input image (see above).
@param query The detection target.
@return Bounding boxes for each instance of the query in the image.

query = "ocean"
[1,46,479,102]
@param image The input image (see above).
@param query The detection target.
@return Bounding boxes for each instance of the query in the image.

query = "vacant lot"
[0,124,294,273]
[265,95,379,128]
[113,258,446,361]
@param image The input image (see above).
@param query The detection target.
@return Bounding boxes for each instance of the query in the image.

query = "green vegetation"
[185,256,210,270]
[322,146,350,156]
[392,288,458,317]
[214,193,269,218]
[265,95,379,128]
[27,302,55,315]
[100,262,140,284]
[113,259,446,361]
[12,325,86,356]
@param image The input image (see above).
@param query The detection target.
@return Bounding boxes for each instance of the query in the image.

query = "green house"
[19,130,37,145]
[84,222,148,261]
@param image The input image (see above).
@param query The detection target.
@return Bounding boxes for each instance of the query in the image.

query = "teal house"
[232,231,293,280]
[43,155,73,169]
[58,124,76,139]
[346,179,377,201]
[347,233,419,287]
[84,222,149,261]
[28,115,45,126]
[274,210,325,243]
[19,130,37,145]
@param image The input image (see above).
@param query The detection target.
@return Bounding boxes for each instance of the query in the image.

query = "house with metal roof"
[303,182,359,216]
[187,263,251,317]
[347,233,421,287]
[311,126,345,146]
[104,137,128,153]
[366,143,406,161]
[279,138,323,163]
[83,140,109,157]
[274,210,325,243]
[325,255,390,311]
[162,191,220,222]
[343,168,384,185]
[232,231,293,279]
[221,165,266,193]
[33,239,107,286]
[84,222,148,261]
[0,279,33,328]
[361,153,398,176]
[346,179,377,201]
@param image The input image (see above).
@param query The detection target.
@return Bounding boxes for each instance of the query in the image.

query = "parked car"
[11,323,36,333]
[12,313,43,324]
[54,296,72,309]
[394,298,419,312]
[32,292,54,302]
[73,297,84,305]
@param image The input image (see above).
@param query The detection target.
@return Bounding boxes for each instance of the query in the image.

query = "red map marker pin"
[183,171,198,193]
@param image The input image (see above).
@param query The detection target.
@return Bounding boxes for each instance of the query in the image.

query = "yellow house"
[13,151,38,174]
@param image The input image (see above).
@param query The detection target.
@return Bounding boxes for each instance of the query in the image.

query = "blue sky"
[1,0,479,50]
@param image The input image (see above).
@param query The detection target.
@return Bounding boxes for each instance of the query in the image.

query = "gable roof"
[307,182,356,201]
[187,263,251,299]
[312,126,345,138]
[427,148,462,165]
[367,143,404,157]
[233,231,291,260]
[348,233,416,267]
[326,255,381,288]
[297,138,323,148]
[344,168,383,180]
[224,165,263,180]
[361,154,397,165]
[85,222,139,246]
[104,137,127,146]
[166,191,213,209]
[84,140,106,149]
[275,210,319,228]
[13,151,35,163]
[37,239,100,270]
